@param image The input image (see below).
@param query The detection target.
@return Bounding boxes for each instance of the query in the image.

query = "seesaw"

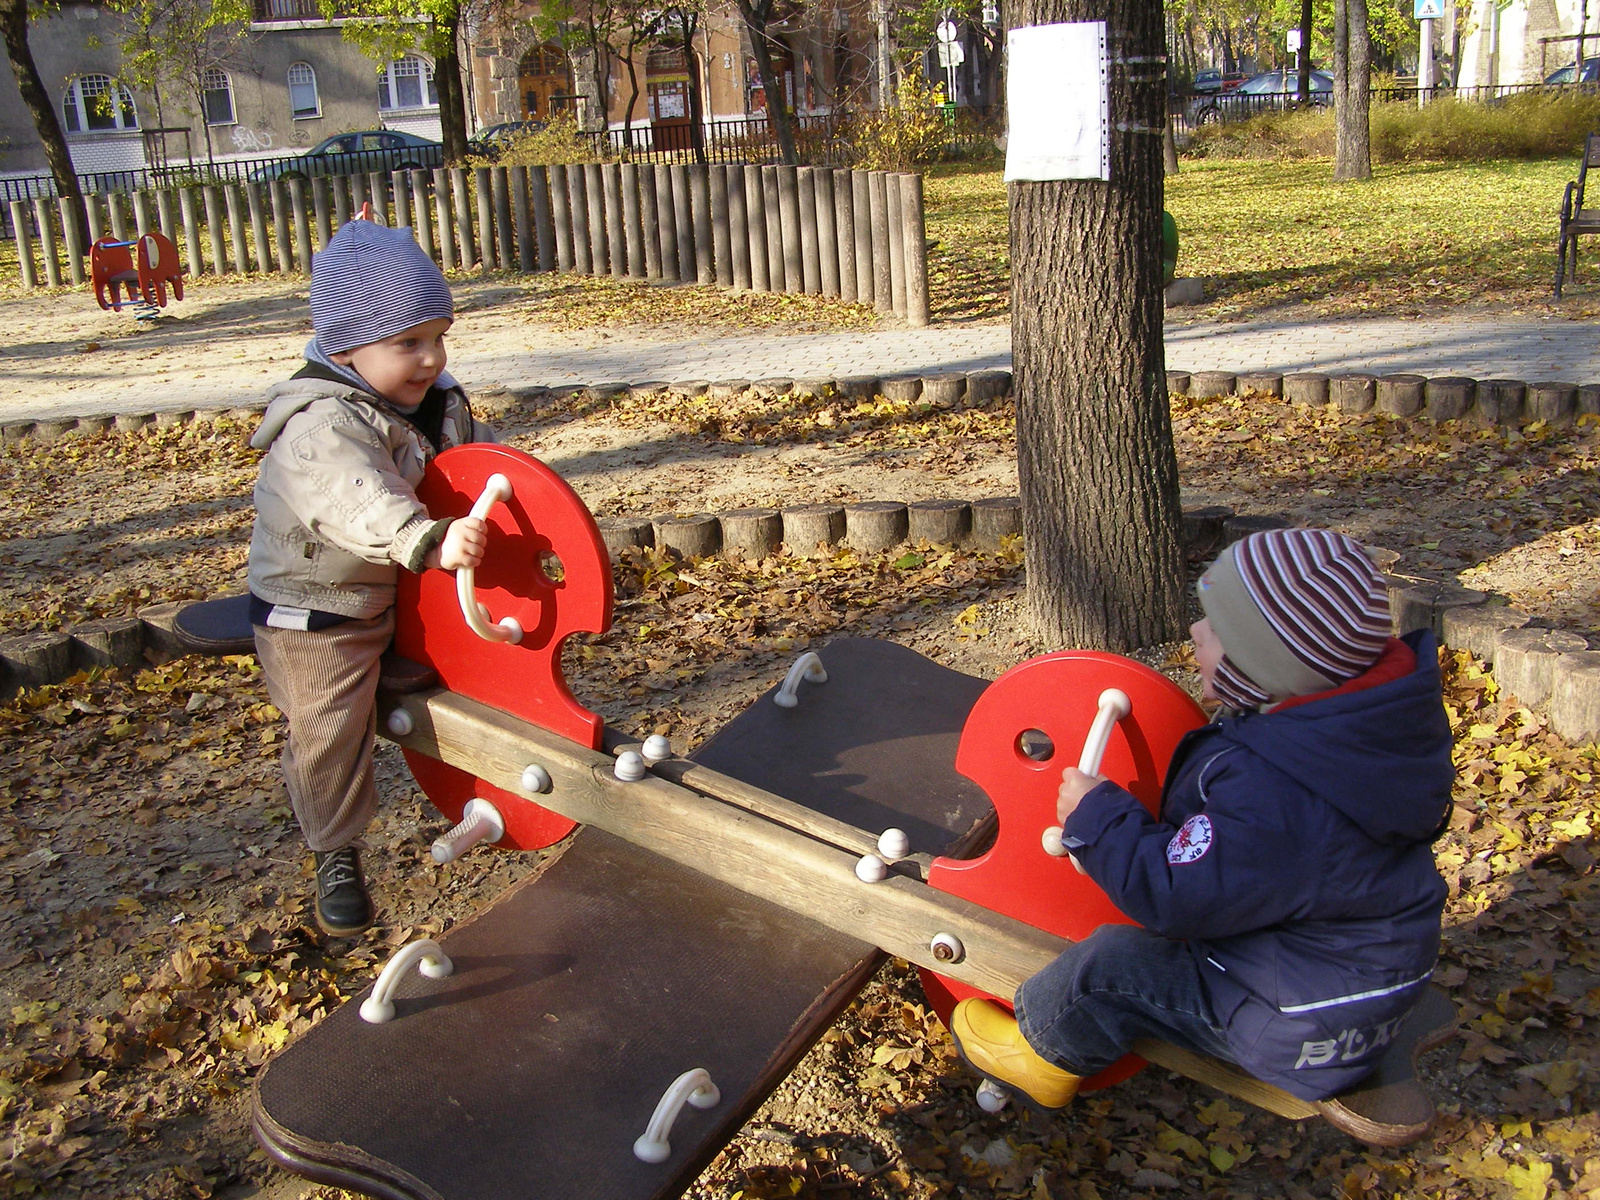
[168,443,1455,1200]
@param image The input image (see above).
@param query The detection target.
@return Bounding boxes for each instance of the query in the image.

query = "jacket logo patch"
[1166,814,1213,864]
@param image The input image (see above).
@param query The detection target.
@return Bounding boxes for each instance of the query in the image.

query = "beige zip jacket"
[247,372,493,621]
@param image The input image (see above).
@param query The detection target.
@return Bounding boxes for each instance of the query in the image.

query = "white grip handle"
[431,798,506,864]
[456,473,523,645]
[773,651,828,708]
[633,1068,720,1163]
[360,938,453,1024]
[1043,688,1133,860]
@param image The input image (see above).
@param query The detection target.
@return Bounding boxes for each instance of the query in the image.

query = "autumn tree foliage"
[0,0,87,241]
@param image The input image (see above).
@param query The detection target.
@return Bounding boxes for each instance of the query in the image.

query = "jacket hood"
[250,370,464,452]
[1217,630,1454,844]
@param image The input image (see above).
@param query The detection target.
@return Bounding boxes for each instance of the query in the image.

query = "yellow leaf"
[1209,1145,1236,1172]
[870,1043,907,1067]
[1196,1098,1244,1127]
[953,603,981,627]
[1505,1158,1553,1200]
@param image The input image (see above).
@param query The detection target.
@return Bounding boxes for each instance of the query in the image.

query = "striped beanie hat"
[308,220,453,354]
[1197,528,1391,709]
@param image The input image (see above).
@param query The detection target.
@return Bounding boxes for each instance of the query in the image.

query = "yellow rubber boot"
[950,998,1082,1110]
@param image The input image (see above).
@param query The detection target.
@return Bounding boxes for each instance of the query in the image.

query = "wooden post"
[311,178,332,250]
[584,163,608,275]
[778,165,803,295]
[510,166,535,272]
[899,173,930,327]
[726,164,751,290]
[290,178,313,275]
[548,164,574,272]
[132,190,153,237]
[834,170,857,304]
[671,164,694,283]
[621,163,645,279]
[568,164,592,273]
[815,168,840,299]
[690,164,713,286]
[225,185,250,274]
[178,188,206,276]
[602,162,626,277]
[709,164,733,288]
[368,170,389,223]
[474,165,495,269]
[868,171,891,314]
[332,175,352,228]
[432,168,456,272]
[745,164,769,292]
[10,200,36,289]
[797,167,821,295]
[761,165,785,292]
[493,166,515,271]
[451,167,477,270]
[152,188,175,243]
[391,170,411,234]
[202,185,227,274]
[58,196,86,285]
[886,172,906,316]
[638,164,661,280]
[33,197,59,288]
[410,171,433,259]
[530,165,556,271]
[655,163,679,282]
[107,193,129,242]
[270,180,294,273]
[244,183,270,272]
[349,171,368,217]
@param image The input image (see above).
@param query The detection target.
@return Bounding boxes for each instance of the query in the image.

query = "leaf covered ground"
[0,379,1597,1198]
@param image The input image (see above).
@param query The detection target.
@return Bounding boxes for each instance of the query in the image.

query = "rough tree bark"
[675,9,707,163]
[1296,0,1313,101]
[0,0,87,245]
[1009,0,1186,650]
[734,0,797,165]
[1332,0,1372,181]
[433,14,470,164]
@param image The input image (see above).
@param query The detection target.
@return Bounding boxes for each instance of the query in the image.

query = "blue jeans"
[1014,924,1235,1077]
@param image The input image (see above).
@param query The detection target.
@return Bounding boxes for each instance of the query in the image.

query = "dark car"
[466,120,545,159]
[1191,67,1247,94]
[248,130,445,182]
[1188,68,1333,125]
[1545,58,1600,84]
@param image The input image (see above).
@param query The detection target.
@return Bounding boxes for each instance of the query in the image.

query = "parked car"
[1191,67,1247,94]
[1545,58,1600,84]
[247,130,445,183]
[1188,68,1333,125]
[466,120,545,159]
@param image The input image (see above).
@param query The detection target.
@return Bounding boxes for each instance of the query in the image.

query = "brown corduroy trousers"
[253,611,394,853]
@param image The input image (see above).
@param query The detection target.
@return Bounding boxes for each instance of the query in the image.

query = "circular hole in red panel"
[539,550,565,583]
[1016,728,1055,762]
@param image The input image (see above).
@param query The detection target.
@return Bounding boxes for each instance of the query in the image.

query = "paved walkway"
[6,315,1600,422]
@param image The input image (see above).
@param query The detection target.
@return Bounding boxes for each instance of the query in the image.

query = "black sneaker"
[313,847,374,936]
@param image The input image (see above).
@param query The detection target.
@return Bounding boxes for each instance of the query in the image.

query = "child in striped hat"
[247,218,495,936]
[950,528,1454,1136]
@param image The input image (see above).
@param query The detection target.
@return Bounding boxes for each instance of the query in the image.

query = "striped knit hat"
[1197,528,1391,709]
[308,220,453,354]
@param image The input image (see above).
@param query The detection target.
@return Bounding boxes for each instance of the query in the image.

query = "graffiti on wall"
[230,125,274,152]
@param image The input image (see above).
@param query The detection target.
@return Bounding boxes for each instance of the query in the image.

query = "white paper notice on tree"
[1004,21,1110,182]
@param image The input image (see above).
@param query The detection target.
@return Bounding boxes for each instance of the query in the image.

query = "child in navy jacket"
[951,528,1454,1115]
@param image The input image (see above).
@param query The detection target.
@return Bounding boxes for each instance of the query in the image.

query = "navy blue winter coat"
[1062,630,1454,1100]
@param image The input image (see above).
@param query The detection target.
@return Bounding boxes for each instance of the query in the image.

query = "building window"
[377,55,437,111]
[202,67,235,125]
[288,62,320,118]
[62,74,138,133]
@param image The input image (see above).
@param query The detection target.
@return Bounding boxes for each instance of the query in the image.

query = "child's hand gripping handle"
[456,473,523,645]
[1042,688,1132,868]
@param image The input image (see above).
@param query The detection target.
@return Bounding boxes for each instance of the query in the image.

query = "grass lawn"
[925,157,1583,323]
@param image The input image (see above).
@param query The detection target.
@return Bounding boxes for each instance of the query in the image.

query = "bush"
[844,72,950,170]
[1186,89,1600,162]
[490,115,597,166]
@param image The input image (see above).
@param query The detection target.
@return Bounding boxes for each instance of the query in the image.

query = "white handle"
[360,938,453,1024]
[431,798,506,864]
[773,652,828,708]
[633,1068,720,1163]
[1043,688,1133,859]
[456,473,523,645]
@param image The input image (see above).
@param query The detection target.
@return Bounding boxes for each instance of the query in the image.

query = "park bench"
[1555,132,1600,297]
[171,444,1457,1199]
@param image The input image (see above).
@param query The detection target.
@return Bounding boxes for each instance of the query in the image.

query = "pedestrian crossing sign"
[1414,0,1443,19]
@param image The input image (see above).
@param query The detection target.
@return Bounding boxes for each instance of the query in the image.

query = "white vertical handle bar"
[359,938,453,1024]
[456,473,523,644]
[1043,688,1133,860]
[633,1068,721,1163]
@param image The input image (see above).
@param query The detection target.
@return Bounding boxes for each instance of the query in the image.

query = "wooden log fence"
[2,164,932,325]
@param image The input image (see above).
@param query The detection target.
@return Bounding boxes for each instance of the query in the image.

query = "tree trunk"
[434,14,470,163]
[1297,0,1313,101]
[1009,0,1186,650]
[679,13,706,163]
[736,0,797,164]
[0,0,87,245]
[621,48,640,149]
[1332,0,1372,181]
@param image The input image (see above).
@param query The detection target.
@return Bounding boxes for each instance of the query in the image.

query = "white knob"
[642,734,672,763]
[930,931,965,963]
[877,828,910,859]
[521,763,552,793]
[854,854,888,883]
[976,1079,1010,1113]
[1042,826,1065,856]
[430,798,505,864]
[385,708,414,737]
[615,751,647,782]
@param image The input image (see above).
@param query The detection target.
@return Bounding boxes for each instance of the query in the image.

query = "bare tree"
[1009,0,1186,649]
[0,0,87,242]
[732,0,797,164]
[1332,0,1372,180]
